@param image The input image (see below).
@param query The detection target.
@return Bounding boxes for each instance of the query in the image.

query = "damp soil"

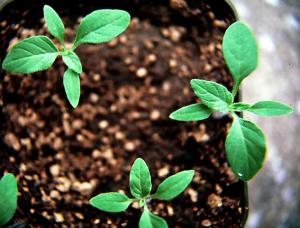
[0,0,246,227]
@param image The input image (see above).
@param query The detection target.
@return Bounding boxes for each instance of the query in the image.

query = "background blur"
[231,0,300,227]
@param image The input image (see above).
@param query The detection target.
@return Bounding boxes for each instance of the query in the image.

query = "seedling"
[90,158,194,228]
[0,173,18,226]
[1,5,131,108]
[169,21,294,181]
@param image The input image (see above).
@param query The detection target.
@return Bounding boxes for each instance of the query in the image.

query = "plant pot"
[0,0,248,227]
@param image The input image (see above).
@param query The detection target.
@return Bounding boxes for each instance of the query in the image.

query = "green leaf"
[139,207,168,228]
[89,192,132,213]
[130,158,152,199]
[63,68,80,108]
[2,36,59,74]
[225,116,266,181]
[153,170,194,200]
[43,5,65,43]
[0,173,18,226]
[248,101,294,116]
[230,102,251,112]
[73,9,130,49]
[169,103,213,121]
[62,51,82,74]
[222,21,258,96]
[190,79,233,112]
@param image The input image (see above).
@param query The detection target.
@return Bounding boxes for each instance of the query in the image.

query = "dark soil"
[0,0,247,227]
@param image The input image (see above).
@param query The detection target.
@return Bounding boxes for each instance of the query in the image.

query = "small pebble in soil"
[98,120,109,129]
[125,141,136,151]
[201,219,212,227]
[136,67,148,78]
[54,212,64,223]
[158,166,169,177]
[132,201,140,209]
[72,181,94,195]
[90,93,100,103]
[146,54,157,64]
[169,59,178,68]
[187,188,198,203]
[56,177,71,193]
[150,110,160,120]
[4,133,21,151]
[207,193,222,208]
[50,190,61,200]
[49,164,60,177]
[169,27,182,42]
[167,205,174,216]
[74,212,84,220]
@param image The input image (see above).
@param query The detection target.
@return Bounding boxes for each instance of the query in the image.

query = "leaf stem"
[232,84,239,97]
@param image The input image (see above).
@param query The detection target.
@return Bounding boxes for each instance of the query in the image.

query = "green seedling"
[169,21,294,181]
[1,5,131,108]
[90,158,194,228]
[0,173,18,227]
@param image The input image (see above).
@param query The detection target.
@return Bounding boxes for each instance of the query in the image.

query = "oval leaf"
[222,21,258,95]
[139,208,168,228]
[169,103,213,121]
[230,102,251,112]
[153,170,194,200]
[89,192,132,213]
[190,79,233,112]
[43,5,65,43]
[62,51,82,74]
[248,101,294,116]
[225,116,266,181]
[2,36,59,74]
[0,174,18,226]
[73,9,130,48]
[130,158,152,199]
[63,68,80,108]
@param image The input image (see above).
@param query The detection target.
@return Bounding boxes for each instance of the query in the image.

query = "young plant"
[89,158,194,228]
[1,5,131,108]
[0,173,18,226]
[169,21,294,181]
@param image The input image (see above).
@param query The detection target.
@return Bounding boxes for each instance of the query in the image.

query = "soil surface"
[0,0,246,227]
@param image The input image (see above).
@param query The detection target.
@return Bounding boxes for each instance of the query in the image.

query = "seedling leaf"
[248,101,294,116]
[230,102,251,112]
[169,103,213,121]
[43,5,65,43]
[222,21,258,96]
[190,79,233,112]
[73,9,130,48]
[225,116,266,181]
[130,158,152,199]
[89,192,132,212]
[2,36,59,74]
[63,68,80,108]
[139,207,168,228]
[153,170,194,200]
[62,51,82,74]
[0,173,18,226]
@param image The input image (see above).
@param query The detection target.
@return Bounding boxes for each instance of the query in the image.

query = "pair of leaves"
[169,21,294,181]
[169,79,233,121]
[130,158,194,201]
[2,5,131,108]
[90,158,194,211]
[90,158,194,227]
[0,174,18,226]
